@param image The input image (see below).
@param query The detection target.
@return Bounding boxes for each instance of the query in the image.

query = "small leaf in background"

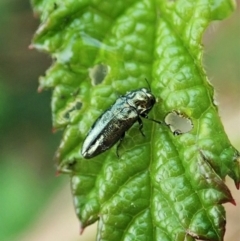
[31,0,240,241]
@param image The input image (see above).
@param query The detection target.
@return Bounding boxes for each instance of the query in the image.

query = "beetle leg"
[142,114,163,125]
[116,132,125,158]
[137,117,145,137]
[146,117,162,125]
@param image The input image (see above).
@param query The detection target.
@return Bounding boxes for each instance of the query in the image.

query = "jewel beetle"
[81,86,161,159]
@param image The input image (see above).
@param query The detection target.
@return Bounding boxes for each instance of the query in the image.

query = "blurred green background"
[0,1,239,241]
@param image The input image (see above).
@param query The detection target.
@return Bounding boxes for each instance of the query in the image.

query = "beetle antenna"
[144,78,151,91]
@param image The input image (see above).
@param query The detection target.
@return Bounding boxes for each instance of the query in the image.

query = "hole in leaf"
[63,101,82,119]
[165,111,193,135]
[89,64,110,85]
[75,101,82,110]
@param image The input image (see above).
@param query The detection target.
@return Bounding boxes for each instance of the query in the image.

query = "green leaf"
[32,0,240,240]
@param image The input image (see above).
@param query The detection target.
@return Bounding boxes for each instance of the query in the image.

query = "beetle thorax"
[127,88,155,115]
